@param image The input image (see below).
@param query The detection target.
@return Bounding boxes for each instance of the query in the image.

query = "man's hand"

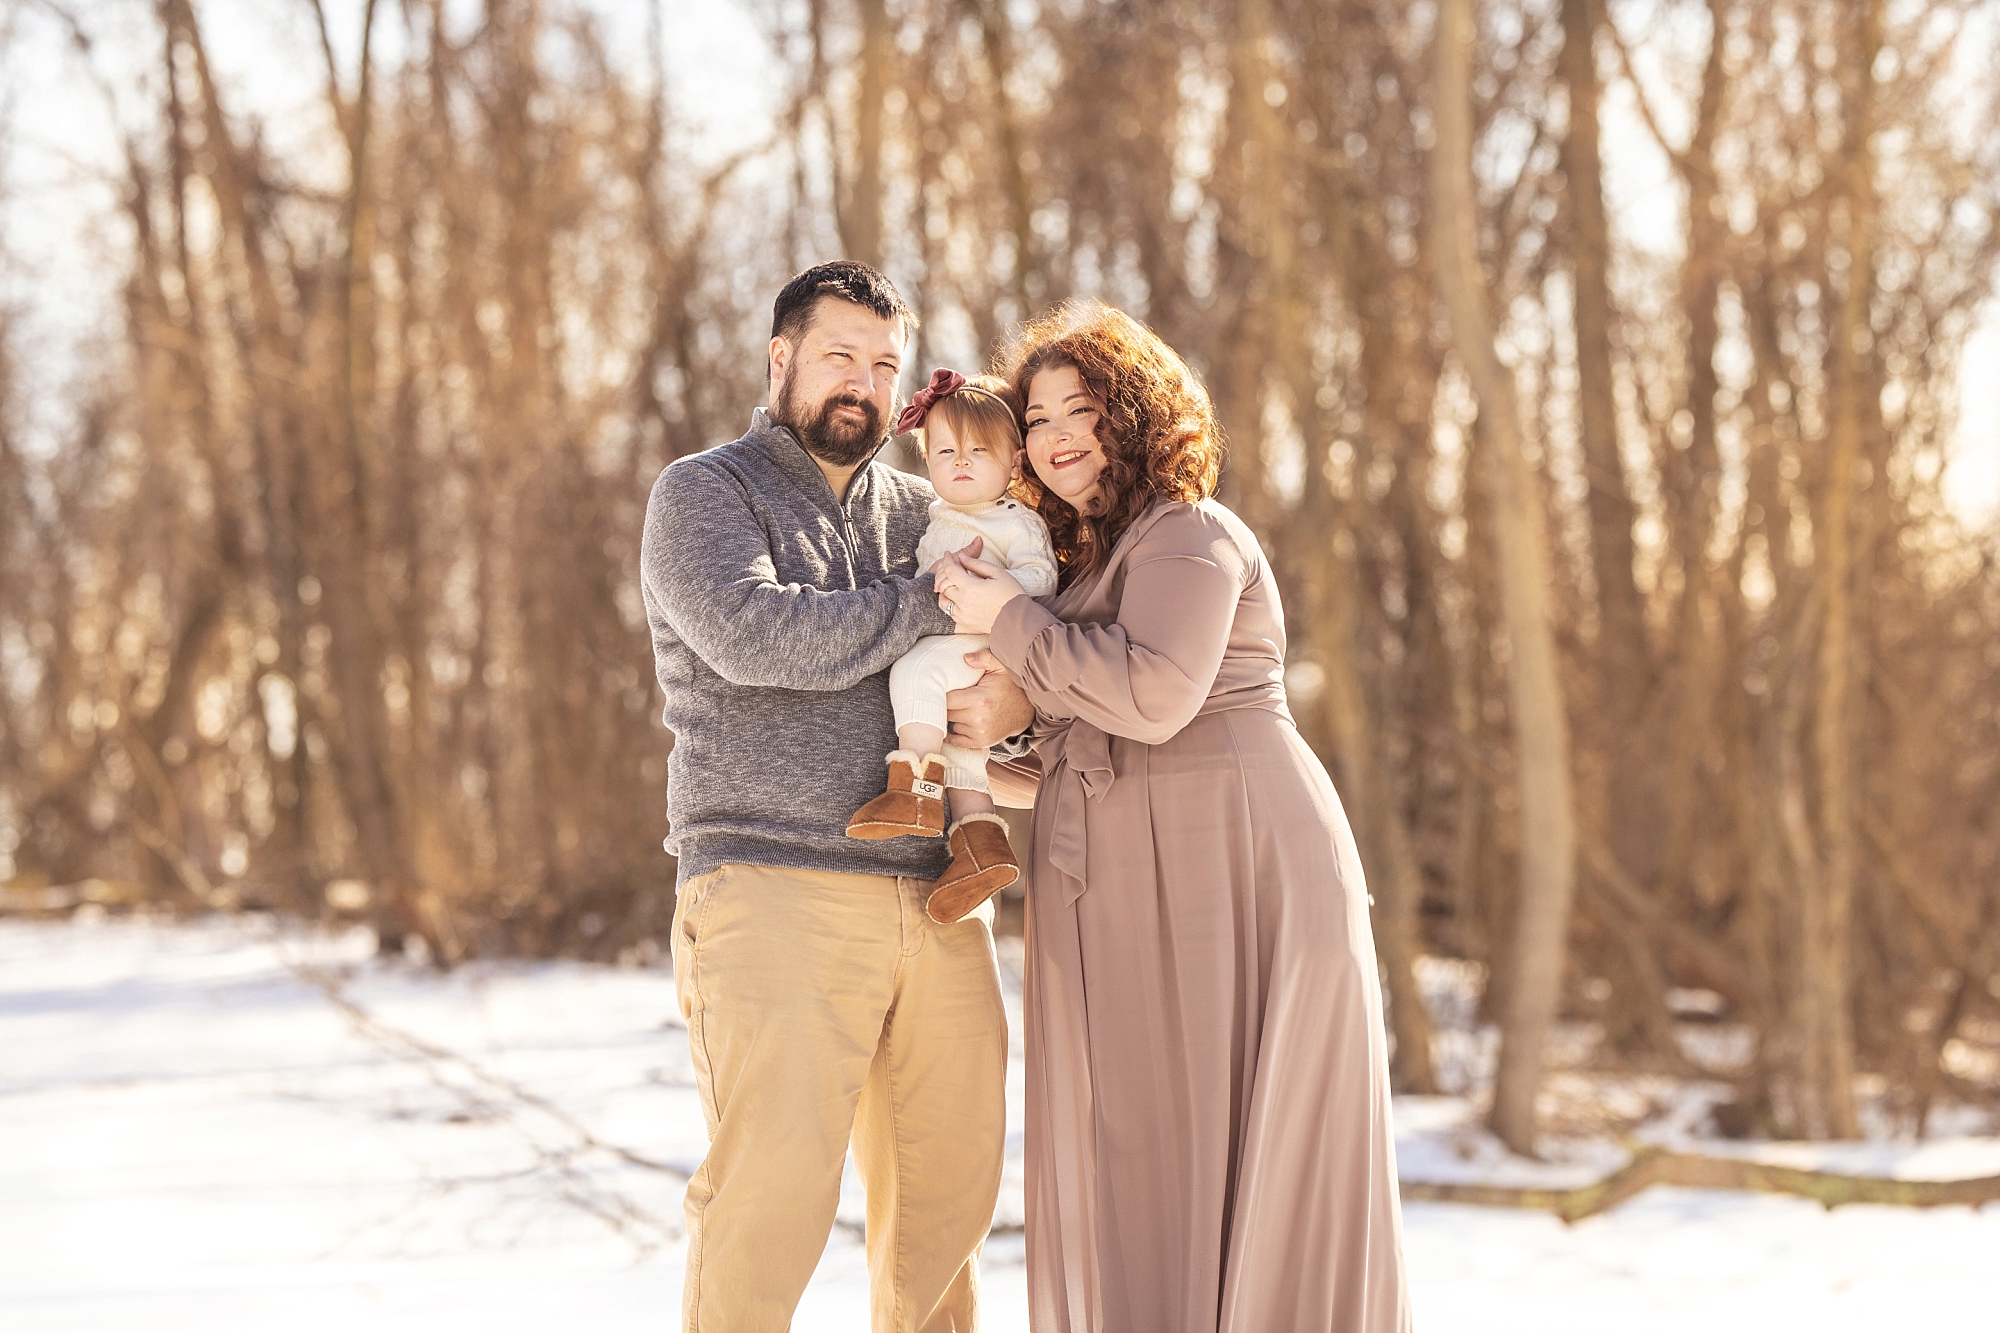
[944,649,1032,749]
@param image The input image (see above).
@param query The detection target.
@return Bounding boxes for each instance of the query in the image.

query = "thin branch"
[1601,10,1710,185]
[303,0,351,139]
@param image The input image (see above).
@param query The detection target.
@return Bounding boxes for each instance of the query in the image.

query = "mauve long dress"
[985,498,1411,1333]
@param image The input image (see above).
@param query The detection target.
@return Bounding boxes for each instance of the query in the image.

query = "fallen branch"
[1401,1145,2000,1223]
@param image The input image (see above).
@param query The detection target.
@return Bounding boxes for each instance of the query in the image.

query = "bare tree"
[1431,0,1579,1154]
[6,0,2000,1143]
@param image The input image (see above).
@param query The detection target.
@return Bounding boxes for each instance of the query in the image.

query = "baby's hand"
[928,536,983,576]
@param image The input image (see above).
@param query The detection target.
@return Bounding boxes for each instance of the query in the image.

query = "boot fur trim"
[892,750,948,800]
[846,750,948,839]
[927,813,1020,923]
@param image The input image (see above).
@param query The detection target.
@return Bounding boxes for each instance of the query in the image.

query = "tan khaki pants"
[672,862,1008,1332]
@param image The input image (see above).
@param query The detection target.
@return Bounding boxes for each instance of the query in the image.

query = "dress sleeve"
[987,506,1245,746]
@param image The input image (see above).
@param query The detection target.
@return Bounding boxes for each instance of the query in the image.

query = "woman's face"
[1023,365,1108,512]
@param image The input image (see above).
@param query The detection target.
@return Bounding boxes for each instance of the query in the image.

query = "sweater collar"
[746,406,890,509]
[936,496,1009,515]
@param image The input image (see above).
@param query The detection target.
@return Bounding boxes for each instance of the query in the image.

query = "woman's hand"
[934,553,1025,635]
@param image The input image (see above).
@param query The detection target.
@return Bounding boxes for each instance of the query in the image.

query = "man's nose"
[836,365,872,399]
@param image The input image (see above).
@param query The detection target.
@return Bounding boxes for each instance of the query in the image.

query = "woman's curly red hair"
[998,301,1224,586]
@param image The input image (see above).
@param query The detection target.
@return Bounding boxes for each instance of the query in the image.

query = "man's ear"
[768,335,792,389]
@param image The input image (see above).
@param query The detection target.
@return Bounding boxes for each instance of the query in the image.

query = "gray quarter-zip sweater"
[641,408,958,884]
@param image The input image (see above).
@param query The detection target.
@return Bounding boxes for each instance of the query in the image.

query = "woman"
[935,302,1411,1333]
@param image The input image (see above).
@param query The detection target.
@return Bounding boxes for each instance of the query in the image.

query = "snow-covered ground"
[4,915,1997,1331]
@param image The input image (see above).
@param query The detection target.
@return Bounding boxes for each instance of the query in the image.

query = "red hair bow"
[895,367,967,435]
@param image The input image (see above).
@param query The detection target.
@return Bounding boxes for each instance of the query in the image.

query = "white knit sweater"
[913,497,1058,599]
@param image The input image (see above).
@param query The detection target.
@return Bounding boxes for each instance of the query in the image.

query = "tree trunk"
[1341,221,1444,1094]
[1431,0,1579,1156]
[1559,0,1648,748]
[846,0,891,268]
[1313,515,1441,1095]
[324,0,441,957]
[1800,0,1882,1141]
[1208,0,1287,535]
[1654,0,1731,909]
[968,0,1037,318]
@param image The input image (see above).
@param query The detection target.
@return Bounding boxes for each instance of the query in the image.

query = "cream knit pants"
[889,633,992,792]
[673,862,1007,1332]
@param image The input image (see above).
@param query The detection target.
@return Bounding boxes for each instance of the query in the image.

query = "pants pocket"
[672,866,733,1025]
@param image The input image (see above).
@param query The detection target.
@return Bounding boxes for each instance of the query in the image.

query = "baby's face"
[925,420,1020,507]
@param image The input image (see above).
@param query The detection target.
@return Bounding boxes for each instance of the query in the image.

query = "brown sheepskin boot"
[845,750,948,839]
[926,813,1020,923]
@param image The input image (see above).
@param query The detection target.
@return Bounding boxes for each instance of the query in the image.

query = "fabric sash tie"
[1042,719,1117,906]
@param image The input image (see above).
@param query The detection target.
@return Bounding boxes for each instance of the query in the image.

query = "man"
[640,261,1032,1332]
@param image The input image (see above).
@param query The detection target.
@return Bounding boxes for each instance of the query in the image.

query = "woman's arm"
[987,507,1245,746]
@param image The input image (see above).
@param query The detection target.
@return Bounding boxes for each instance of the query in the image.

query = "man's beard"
[774,377,886,468]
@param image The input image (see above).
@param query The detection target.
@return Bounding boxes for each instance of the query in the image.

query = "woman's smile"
[1024,365,1109,507]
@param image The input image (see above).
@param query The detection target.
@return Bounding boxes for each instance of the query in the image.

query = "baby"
[846,369,1057,922]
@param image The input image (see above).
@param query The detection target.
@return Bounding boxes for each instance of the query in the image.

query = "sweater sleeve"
[987,506,1244,745]
[643,460,955,691]
[914,506,987,574]
[1003,509,1060,599]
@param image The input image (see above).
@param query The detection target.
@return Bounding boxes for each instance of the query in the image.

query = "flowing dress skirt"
[1022,705,1411,1333]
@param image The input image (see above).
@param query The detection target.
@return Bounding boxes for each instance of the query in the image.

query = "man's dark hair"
[770,260,918,348]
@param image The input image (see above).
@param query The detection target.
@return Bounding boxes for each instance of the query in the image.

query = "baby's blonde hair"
[917,374,1025,462]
